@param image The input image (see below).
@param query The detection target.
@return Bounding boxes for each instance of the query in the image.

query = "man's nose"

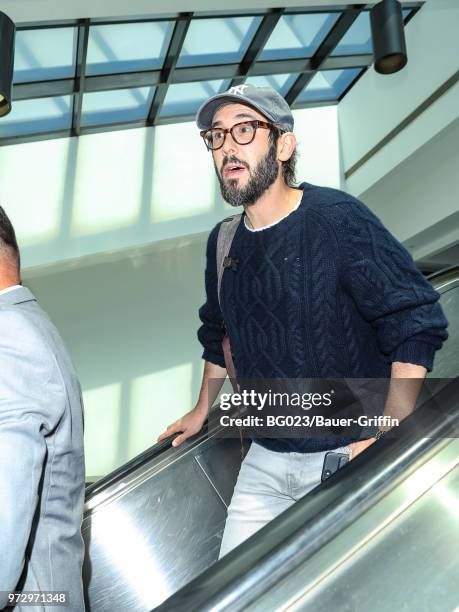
[221,131,238,156]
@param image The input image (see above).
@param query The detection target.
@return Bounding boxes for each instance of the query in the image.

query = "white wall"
[338,0,459,254]
[1,106,340,272]
[359,116,459,258]
[339,0,459,198]
[0,125,224,269]
[24,237,207,479]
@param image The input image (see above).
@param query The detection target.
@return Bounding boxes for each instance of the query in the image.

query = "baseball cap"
[196,84,294,132]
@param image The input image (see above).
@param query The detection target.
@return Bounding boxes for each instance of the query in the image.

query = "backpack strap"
[216,214,241,391]
[216,214,242,307]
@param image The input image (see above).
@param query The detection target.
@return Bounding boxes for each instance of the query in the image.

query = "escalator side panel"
[83,437,242,611]
[289,460,459,611]
[195,437,248,506]
[248,439,459,612]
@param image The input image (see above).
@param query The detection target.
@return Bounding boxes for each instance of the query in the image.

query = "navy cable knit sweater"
[198,182,449,452]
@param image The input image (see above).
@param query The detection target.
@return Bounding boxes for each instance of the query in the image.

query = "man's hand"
[157,406,207,447]
[348,362,427,461]
[348,437,376,461]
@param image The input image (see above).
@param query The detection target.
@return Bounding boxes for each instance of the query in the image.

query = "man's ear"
[277,132,297,162]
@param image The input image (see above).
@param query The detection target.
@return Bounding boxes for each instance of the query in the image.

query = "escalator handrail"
[85,417,221,501]
[156,379,459,612]
[428,264,459,288]
[86,387,253,502]
[85,434,180,499]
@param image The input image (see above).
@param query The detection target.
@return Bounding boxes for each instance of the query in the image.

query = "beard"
[215,139,279,208]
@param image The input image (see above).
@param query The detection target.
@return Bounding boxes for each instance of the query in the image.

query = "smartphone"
[321,452,349,482]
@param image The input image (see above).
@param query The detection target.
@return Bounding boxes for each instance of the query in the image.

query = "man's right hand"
[157,406,207,447]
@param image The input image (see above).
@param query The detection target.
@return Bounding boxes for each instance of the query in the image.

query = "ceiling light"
[0,11,15,117]
[370,0,407,75]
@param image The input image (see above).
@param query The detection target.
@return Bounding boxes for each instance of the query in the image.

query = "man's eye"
[213,131,224,140]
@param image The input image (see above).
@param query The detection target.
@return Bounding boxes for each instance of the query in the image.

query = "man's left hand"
[348,438,376,461]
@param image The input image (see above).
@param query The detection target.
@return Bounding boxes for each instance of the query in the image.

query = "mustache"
[220,155,249,174]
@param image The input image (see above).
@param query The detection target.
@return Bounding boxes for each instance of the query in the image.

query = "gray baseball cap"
[196,84,294,132]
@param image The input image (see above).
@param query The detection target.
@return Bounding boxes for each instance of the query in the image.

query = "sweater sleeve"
[334,200,448,372]
[197,223,226,368]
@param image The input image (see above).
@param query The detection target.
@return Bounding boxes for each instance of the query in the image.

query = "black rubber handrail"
[85,435,173,498]
[84,423,213,499]
[155,378,459,612]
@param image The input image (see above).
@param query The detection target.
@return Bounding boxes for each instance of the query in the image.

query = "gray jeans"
[219,441,350,558]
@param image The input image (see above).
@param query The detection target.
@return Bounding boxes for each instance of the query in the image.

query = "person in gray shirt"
[0,206,85,611]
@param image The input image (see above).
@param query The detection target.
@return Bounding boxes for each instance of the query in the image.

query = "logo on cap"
[227,84,250,96]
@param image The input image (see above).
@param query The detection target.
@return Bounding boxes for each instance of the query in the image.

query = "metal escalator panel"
[249,438,459,612]
[83,435,244,611]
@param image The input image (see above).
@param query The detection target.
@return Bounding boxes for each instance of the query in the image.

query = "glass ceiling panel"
[245,73,298,97]
[160,79,230,118]
[14,28,77,83]
[296,68,362,104]
[331,12,372,56]
[177,17,262,67]
[0,96,72,137]
[259,13,339,61]
[86,21,174,75]
[332,9,411,56]
[81,87,156,126]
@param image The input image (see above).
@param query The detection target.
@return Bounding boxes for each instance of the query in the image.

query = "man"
[158,85,448,557]
[0,207,85,610]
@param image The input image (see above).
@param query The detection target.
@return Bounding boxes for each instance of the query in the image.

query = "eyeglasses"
[200,120,274,151]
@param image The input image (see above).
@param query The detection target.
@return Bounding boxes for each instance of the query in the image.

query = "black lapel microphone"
[223,256,240,271]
